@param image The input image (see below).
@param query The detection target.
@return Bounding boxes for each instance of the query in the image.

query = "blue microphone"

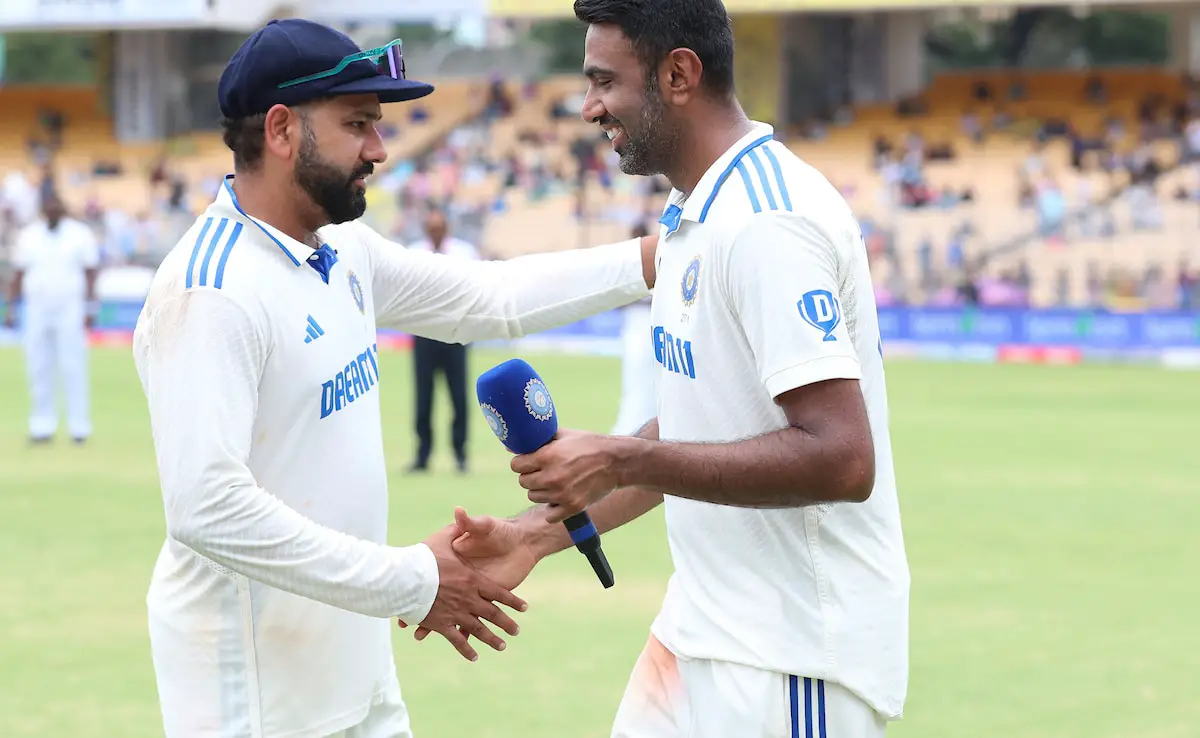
[476,358,615,589]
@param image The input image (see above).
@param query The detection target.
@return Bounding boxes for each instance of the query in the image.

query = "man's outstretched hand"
[402,507,542,646]
[399,521,528,662]
[450,506,540,589]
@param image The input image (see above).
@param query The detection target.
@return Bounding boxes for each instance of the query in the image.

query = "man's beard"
[294,129,372,225]
[616,87,680,177]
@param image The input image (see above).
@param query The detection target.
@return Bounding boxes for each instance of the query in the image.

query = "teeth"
[606,128,619,140]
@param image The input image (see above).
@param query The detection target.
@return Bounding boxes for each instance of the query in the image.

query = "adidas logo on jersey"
[304,315,325,344]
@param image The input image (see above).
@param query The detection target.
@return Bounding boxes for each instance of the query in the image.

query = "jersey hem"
[648,622,905,721]
[763,355,862,399]
[259,685,385,738]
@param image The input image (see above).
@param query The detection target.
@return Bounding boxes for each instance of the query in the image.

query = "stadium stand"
[396,68,1199,310]
[2,64,1198,312]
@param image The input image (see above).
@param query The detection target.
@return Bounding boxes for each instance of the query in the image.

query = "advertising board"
[3,304,1197,367]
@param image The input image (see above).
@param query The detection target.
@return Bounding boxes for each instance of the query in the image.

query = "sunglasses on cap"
[277,38,406,90]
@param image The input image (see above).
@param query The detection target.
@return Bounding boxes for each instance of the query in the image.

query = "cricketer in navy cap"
[216,18,433,235]
[218,18,433,120]
[134,15,661,738]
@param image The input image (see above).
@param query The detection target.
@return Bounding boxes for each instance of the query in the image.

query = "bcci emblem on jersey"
[681,256,700,307]
[523,378,554,421]
[480,403,508,442]
[347,270,365,315]
[799,289,842,342]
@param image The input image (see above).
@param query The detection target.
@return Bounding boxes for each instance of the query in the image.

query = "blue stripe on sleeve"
[763,145,793,212]
[213,222,243,290]
[735,161,762,213]
[185,218,214,289]
[698,134,773,222]
[197,217,229,287]
[747,149,778,211]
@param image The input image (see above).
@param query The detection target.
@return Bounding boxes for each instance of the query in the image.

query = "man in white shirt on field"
[442,1,909,736]
[132,19,656,738]
[5,193,99,444]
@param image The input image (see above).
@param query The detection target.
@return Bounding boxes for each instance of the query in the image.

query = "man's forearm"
[428,237,653,344]
[522,419,663,559]
[7,272,21,306]
[616,425,871,508]
[523,486,663,560]
[168,475,439,623]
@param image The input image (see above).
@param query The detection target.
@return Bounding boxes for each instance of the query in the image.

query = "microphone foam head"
[476,358,558,454]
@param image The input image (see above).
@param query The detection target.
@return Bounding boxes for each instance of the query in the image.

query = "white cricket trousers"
[21,299,91,440]
[325,675,413,738]
[611,635,888,738]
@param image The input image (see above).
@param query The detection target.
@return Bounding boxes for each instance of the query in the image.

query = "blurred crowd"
[2,71,1199,312]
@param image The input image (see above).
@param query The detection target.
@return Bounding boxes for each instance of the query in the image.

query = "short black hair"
[220,114,267,171]
[219,102,322,172]
[574,0,735,97]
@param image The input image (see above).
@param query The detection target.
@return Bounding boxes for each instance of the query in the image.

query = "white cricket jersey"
[407,235,480,262]
[12,218,99,306]
[647,123,909,719]
[133,176,649,738]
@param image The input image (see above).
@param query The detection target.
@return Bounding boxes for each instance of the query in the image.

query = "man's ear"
[263,104,302,162]
[661,48,704,107]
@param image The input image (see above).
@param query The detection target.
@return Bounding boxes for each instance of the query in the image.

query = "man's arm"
[616,212,874,507]
[514,212,875,514]
[5,226,28,327]
[4,270,21,327]
[137,288,438,624]
[356,222,657,343]
[613,380,873,507]
[521,419,664,559]
[77,224,99,326]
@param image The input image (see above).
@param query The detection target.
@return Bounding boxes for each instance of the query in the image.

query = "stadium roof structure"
[0,0,486,32]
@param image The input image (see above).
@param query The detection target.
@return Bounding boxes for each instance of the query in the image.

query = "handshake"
[397,425,642,663]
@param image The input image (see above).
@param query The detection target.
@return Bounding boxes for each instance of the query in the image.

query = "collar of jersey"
[212,175,309,268]
[662,121,775,231]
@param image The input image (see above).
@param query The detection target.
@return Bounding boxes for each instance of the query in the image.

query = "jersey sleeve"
[721,212,862,399]
[11,226,33,270]
[135,288,438,623]
[75,223,100,269]
[355,223,649,342]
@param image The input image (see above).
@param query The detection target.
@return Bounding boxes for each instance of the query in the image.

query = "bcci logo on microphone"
[480,403,508,442]
[524,378,554,421]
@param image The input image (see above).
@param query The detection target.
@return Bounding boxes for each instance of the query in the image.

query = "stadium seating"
[2,68,1194,308]
[466,68,1196,307]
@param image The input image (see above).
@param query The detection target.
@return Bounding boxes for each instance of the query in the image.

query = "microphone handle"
[562,511,615,589]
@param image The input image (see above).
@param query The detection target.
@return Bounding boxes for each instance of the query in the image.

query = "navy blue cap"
[217,18,434,119]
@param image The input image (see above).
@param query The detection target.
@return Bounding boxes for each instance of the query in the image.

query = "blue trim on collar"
[307,244,339,284]
[697,134,775,223]
[658,204,683,236]
[222,177,303,267]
